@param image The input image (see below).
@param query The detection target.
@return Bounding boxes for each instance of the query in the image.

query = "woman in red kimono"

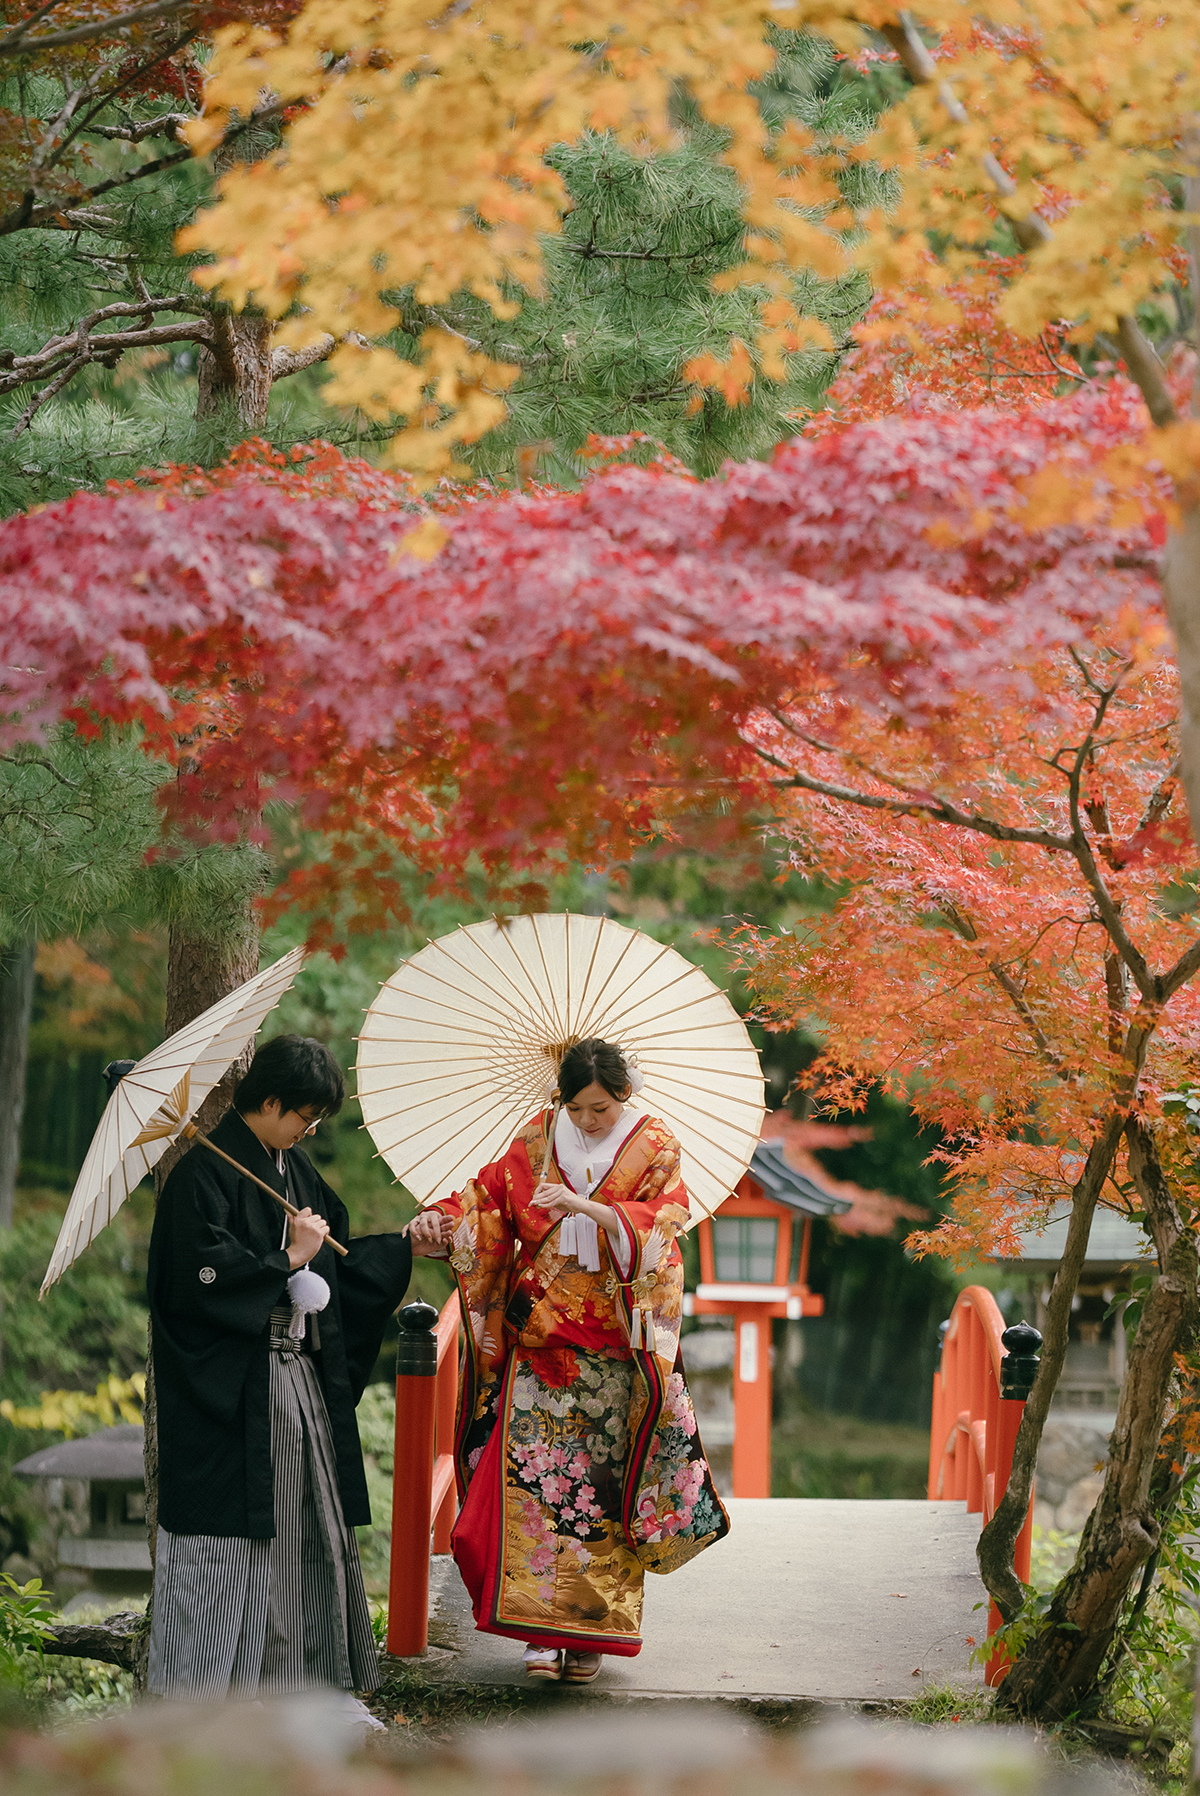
[431,1037,729,1684]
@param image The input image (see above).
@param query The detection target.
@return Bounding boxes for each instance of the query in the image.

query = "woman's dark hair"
[234,1034,345,1119]
[558,1038,631,1105]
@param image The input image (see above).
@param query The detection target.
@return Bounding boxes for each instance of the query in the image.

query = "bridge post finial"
[999,1320,1042,1400]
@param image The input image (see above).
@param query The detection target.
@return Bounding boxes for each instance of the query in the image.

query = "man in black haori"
[146,1033,449,1707]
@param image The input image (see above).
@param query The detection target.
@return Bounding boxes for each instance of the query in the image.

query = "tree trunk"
[195,310,273,426]
[145,913,260,1500]
[996,1120,1199,1720]
[0,939,36,1230]
[976,1113,1126,1619]
[1164,506,1200,852]
[137,905,260,1688]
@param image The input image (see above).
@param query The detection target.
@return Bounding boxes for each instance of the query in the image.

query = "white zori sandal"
[522,1646,563,1681]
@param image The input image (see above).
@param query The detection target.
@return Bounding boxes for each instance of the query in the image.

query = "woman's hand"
[530,1180,582,1218]
[287,1207,330,1270]
[406,1210,456,1256]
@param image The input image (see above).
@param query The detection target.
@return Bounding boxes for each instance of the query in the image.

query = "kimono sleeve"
[161,1152,292,1336]
[609,1134,690,1269]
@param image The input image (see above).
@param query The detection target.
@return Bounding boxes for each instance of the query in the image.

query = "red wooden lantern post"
[685,1142,850,1498]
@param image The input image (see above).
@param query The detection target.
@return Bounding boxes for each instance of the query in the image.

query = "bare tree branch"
[0,0,67,50]
[1134,757,1181,836]
[4,298,213,433]
[1060,696,1159,1002]
[0,0,196,54]
[758,743,1076,852]
[0,89,288,238]
[939,900,1075,1076]
[270,336,337,380]
[89,112,189,143]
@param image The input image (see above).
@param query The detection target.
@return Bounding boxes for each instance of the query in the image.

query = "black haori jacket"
[148,1108,412,1538]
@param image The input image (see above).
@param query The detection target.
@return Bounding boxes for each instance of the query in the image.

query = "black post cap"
[398,1301,439,1332]
[395,1300,439,1377]
[1000,1320,1042,1400]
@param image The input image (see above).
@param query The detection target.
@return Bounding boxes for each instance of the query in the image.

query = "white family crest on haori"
[39,947,309,1296]
[354,912,765,1222]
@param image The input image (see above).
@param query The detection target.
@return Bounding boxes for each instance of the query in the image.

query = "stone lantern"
[14,1423,150,1602]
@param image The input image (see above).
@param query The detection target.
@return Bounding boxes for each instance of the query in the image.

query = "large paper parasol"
[355,913,764,1221]
[39,946,341,1296]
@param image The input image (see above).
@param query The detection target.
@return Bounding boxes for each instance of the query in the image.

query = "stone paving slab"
[412,1498,985,1703]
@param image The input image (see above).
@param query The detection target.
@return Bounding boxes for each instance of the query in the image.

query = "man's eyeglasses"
[291,1112,323,1137]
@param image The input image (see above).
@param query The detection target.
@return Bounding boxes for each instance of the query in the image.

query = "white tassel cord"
[286,1266,331,1339]
[560,1207,601,1271]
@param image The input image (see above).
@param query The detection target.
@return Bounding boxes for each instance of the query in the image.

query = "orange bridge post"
[928,1290,1041,1686]
[386,1294,462,1658]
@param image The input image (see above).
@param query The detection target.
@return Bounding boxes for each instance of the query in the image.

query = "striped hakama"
[147,1307,378,1699]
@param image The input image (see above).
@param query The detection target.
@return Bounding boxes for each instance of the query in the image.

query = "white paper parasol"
[41,946,314,1296]
[355,913,765,1221]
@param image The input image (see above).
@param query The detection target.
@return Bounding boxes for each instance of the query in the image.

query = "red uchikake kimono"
[433,1110,729,1657]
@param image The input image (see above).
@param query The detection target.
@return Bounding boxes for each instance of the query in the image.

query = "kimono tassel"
[629,1306,656,1353]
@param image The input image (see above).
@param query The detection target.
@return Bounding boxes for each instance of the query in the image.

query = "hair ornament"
[624,1053,647,1096]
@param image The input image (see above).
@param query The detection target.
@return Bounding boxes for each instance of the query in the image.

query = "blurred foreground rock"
[0,1693,1149,1795]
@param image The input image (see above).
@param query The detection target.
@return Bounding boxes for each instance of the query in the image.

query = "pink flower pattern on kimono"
[631,1372,712,1545]
[506,1356,627,1549]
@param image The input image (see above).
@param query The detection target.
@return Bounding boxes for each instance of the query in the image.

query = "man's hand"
[287,1206,330,1270]
[406,1210,455,1256]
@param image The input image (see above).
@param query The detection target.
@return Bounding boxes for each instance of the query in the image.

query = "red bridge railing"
[928,1285,1041,1684]
[386,1292,462,1658]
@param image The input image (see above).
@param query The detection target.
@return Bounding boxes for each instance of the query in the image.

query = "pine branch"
[560,241,735,265]
[0,91,286,237]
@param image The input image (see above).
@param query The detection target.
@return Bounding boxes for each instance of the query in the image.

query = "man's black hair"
[234,1034,345,1119]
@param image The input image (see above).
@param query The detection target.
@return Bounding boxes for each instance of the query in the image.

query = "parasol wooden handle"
[538,1091,562,1182]
[186,1127,349,1257]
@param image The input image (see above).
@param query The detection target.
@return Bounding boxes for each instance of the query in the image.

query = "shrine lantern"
[684,1141,851,1497]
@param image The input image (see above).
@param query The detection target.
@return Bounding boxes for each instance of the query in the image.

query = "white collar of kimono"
[553,1103,645,1197]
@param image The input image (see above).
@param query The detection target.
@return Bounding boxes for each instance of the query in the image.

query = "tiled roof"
[748,1140,853,1216]
[14,1422,144,1481]
[1000,1204,1152,1266]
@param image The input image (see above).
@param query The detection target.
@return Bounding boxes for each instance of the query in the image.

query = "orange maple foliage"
[804,258,1086,433]
[732,607,1196,1264]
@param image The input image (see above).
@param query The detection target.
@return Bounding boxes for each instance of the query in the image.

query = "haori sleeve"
[335,1232,414,1402]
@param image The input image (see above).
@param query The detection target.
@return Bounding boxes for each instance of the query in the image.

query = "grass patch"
[771,1409,931,1500]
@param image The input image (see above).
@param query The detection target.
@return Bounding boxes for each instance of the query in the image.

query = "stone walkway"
[413,1498,985,1702]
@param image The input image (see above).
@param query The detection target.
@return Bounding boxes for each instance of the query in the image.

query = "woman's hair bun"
[558,1038,635,1104]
